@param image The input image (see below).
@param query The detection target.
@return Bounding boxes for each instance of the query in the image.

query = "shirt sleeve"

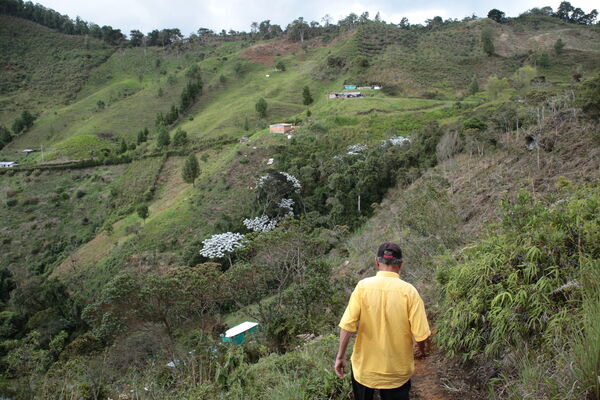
[408,289,431,341]
[338,284,361,332]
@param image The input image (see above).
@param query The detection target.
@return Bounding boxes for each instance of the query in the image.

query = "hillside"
[0,7,599,399]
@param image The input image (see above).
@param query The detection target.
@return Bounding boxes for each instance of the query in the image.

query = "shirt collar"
[376,271,400,278]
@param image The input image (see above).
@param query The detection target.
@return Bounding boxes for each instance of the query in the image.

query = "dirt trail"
[411,354,458,400]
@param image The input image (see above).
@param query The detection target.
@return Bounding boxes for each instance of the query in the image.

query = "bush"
[75,190,86,199]
[436,185,600,398]
[6,199,17,207]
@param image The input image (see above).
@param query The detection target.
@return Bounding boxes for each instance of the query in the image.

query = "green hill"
[0,8,599,399]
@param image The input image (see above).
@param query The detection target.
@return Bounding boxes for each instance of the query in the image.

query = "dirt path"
[411,354,458,400]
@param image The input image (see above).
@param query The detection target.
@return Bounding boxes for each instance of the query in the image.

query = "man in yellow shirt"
[335,242,431,400]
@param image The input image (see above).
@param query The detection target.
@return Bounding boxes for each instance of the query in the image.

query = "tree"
[481,28,495,56]
[137,204,149,221]
[156,125,170,148]
[302,86,313,105]
[537,52,550,68]
[287,17,309,42]
[275,60,286,71]
[173,128,188,146]
[468,76,479,95]
[118,138,127,154]
[136,129,148,144]
[200,232,246,268]
[554,38,565,55]
[129,30,144,46]
[0,126,12,149]
[486,75,509,99]
[243,117,250,131]
[487,9,506,23]
[512,65,537,88]
[577,73,600,120]
[182,153,200,186]
[255,97,268,118]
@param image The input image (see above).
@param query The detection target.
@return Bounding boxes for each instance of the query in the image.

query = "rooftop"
[224,321,259,338]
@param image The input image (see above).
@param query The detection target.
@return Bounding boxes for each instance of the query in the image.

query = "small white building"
[0,161,19,168]
[21,149,36,154]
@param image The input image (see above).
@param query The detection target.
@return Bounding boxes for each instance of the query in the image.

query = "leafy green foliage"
[577,73,600,120]
[486,75,509,99]
[156,124,170,148]
[255,97,267,118]
[487,9,506,23]
[481,27,495,56]
[182,153,200,186]
[468,76,479,95]
[136,204,148,221]
[554,38,565,55]
[302,86,313,106]
[436,185,600,398]
[173,128,188,146]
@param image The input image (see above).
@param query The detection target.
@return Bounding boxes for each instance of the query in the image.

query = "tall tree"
[157,125,170,148]
[256,98,268,118]
[302,86,313,105]
[182,154,200,186]
[129,30,144,46]
[137,204,149,222]
[481,28,495,56]
[487,9,506,23]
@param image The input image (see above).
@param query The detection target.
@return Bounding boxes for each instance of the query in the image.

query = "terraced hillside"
[0,9,599,400]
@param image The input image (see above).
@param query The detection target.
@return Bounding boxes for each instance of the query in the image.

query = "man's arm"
[334,328,354,379]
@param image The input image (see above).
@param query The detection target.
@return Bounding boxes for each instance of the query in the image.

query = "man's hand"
[334,357,347,379]
[335,328,353,379]
[415,337,432,359]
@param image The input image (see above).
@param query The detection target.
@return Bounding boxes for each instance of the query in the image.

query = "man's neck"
[378,266,401,274]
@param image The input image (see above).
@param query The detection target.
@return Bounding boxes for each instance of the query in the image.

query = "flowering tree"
[199,232,245,267]
[243,215,278,232]
[254,171,301,219]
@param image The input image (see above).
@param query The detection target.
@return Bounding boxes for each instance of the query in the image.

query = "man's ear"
[374,257,379,268]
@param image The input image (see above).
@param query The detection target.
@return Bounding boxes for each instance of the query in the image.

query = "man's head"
[375,242,403,271]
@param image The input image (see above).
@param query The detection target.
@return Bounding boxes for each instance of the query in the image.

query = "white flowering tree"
[243,215,278,232]
[199,232,245,267]
[254,171,301,219]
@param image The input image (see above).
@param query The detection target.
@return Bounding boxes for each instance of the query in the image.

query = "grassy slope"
[0,15,114,125]
[1,15,599,297]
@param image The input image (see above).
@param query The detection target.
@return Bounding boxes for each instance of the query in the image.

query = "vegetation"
[182,153,200,186]
[0,3,599,398]
[436,185,600,399]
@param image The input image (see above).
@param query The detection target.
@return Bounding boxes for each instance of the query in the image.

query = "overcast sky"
[39,0,598,36]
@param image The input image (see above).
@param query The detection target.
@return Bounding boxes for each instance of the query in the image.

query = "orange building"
[269,123,294,134]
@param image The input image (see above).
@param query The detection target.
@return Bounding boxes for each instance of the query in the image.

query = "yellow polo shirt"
[339,271,430,389]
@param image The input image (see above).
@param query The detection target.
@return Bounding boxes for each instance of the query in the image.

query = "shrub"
[436,186,600,398]
[75,190,86,199]
[6,199,17,207]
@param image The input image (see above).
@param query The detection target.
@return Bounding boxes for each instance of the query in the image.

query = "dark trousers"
[352,372,411,400]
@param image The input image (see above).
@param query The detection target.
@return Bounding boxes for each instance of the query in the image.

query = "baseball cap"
[377,242,403,261]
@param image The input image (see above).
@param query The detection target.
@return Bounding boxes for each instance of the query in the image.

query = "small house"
[266,158,274,165]
[221,321,259,345]
[21,149,36,154]
[239,136,249,143]
[0,161,19,168]
[269,123,294,134]
[344,85,357,90]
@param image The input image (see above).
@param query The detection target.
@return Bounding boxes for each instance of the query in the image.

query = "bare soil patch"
[240,40,302,66]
